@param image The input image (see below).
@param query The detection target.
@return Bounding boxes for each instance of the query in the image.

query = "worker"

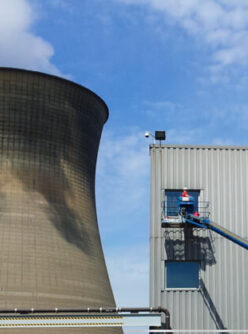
[181,187,189,198]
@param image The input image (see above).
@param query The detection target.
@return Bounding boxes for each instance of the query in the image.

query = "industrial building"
[150,143,248,330]
[0,68,120,333]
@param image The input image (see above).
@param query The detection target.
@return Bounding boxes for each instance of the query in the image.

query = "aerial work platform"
[162,191,248,250]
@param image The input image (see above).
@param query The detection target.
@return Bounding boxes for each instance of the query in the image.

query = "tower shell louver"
[0,68,120,333]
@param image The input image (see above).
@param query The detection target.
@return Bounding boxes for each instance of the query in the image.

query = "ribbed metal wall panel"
[150,144,248,330]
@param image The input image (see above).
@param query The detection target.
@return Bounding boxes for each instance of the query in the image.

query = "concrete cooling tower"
[0,68,120,334]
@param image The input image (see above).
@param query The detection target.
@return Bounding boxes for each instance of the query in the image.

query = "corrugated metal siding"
[150,145,248,330]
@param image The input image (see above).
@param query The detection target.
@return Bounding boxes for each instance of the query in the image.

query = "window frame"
[164,189,200,217]
[164,260,201,291]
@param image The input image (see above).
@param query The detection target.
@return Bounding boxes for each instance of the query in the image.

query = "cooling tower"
[0,68,120,333]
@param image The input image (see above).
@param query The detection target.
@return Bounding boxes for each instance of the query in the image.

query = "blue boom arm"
[186,215,248,251]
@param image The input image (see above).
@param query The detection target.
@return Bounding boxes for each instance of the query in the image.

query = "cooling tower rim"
[0,67,109,123]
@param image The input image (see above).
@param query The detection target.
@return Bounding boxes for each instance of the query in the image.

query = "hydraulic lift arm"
[186,215,248,250]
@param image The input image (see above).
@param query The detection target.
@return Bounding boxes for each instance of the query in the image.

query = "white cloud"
[0,0,60,74]
[118,0,248,69]
[143,100,185,120]
[142,100,203,131]
[166,128,202,144]
[211,138,235,146]
[96,129,149,223]
[96,129,150,307]
[105,245,149,306]
[207,104,248,129]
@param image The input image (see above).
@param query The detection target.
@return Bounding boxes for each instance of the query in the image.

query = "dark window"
[165,261,200,289]
[165,190,200,216]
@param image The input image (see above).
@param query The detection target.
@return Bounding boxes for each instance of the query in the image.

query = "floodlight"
[155,131,166,141]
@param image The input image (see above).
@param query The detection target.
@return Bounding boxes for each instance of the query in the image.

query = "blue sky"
[1,0,248,307]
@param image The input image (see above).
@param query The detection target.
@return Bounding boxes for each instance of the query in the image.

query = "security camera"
[145,131,150,138]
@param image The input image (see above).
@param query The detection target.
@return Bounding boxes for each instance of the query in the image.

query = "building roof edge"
[150,143,248,150]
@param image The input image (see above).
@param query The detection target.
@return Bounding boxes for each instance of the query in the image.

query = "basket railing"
[162,199,210,220]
